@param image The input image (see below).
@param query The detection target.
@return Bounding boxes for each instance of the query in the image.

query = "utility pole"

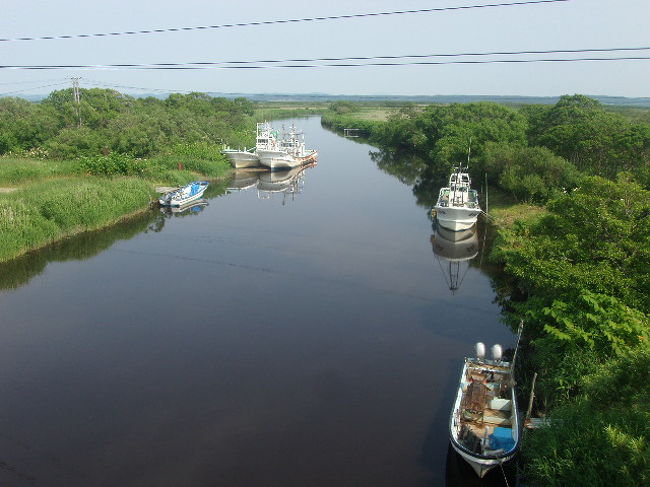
[71,77,82,127]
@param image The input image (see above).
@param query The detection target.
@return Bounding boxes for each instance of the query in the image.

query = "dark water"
[0,117,514,486]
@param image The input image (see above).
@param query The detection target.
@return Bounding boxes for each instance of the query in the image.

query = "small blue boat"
[159,181,209,207]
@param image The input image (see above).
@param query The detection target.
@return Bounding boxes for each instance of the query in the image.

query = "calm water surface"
[0,117,514,486]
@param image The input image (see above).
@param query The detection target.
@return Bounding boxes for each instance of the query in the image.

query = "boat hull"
[449,442,516,478]
[159,181,209,207]
[434,206,480,231]
[257,149,318,171]
[224,150,262,169]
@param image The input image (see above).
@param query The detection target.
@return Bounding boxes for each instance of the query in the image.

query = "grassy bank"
[0,154,232,263]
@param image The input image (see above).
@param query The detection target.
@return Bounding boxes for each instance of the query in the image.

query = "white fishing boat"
[449,327,523,478]
[257,123,318,171]
[433,166,481,231]
[222,122,278,168]
[159,181,209,207]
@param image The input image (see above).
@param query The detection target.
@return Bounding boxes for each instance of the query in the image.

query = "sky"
[1,0,649,98]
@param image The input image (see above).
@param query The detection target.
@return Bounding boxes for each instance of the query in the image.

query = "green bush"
[524,346,650,486]
[78,153,148,176]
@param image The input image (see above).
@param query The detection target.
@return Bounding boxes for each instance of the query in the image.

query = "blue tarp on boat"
[490,427,515,452]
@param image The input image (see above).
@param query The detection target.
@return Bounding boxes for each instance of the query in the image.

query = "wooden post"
[526,372,538,421]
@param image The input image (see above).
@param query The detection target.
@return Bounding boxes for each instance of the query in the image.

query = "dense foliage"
[0,89,256,159]
[322,96,650,200]
[490,177,650,485]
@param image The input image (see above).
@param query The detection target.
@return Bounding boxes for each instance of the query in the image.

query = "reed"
[0,177,154,262]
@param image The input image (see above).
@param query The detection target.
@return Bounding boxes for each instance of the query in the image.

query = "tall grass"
[0,177,154,262]
[0,157,79,185]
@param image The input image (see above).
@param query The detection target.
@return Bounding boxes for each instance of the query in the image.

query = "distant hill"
[8,92,650,107]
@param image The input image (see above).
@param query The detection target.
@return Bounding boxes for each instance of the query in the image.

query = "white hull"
[257,149,317,171]
[434,206,480,231]
[449,442,516,478]
[160,190,205,207]
[159,181,209,207]
[224,150,262,169]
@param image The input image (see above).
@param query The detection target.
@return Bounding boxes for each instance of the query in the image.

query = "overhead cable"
[2,53,650,70]
[0,0,569,43]
[10,46,646,70]
[0,81,71,96]
[0,78,67,86]
[201,46,650,65]
[80,79,193,93]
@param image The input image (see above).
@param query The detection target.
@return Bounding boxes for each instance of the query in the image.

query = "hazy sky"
[1,0,649,97]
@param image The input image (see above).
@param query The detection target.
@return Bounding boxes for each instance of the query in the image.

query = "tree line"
[0,89,256,160]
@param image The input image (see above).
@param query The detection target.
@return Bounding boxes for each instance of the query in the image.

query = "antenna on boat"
[510,320,524,370]
[465,137,472,171]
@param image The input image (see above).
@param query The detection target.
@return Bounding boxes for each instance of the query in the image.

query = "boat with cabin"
[159,181,209,207]
[433,166,481,231]
[257,123,318,171]
[449,327,523,478]
[222,122,278,168]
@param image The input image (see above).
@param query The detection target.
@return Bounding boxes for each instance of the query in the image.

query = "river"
[0,117,514,486]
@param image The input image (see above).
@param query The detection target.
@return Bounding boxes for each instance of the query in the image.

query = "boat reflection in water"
[160,199,209,218]
[257,164,314,205]
[431,223,479,294]
[226,171,261,193]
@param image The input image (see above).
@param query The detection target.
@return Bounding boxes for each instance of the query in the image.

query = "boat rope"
[499,459,511,487]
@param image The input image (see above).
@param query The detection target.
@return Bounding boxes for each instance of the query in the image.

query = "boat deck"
[454,360,516,454]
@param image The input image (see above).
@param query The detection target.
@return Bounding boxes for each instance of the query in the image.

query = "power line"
[0,0,569,43]
[0,81,70,96]
[80,78,194,94]
[205,46,650,65]
[8,46,646,70]
[2,53,650,71]
[0,78,67,86]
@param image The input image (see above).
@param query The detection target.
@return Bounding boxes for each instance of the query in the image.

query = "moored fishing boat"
[222,122,279,168]
[257,123,318,171]
[433,166,481,231]
[159,181,209,207]
[449,325,523,478]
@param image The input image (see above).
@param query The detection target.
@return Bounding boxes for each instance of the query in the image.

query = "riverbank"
[321,100,650,485]
[0,155,232,263]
